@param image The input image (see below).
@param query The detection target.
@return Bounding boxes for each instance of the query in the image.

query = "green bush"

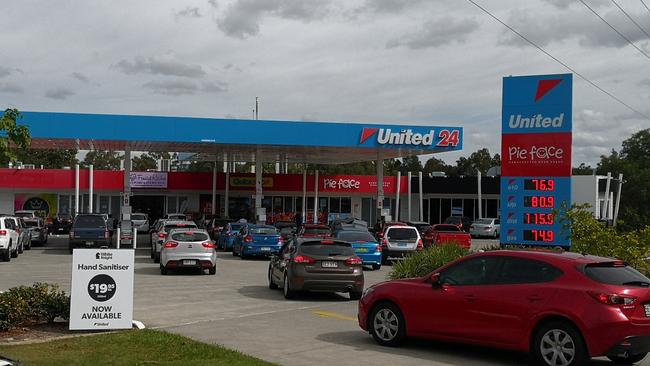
[0,283,70,331]
[388,244,469,280]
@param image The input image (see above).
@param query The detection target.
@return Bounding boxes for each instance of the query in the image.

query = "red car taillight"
[345,257,363,265]
[158,233,168,239]
[293,255,316,264]
[163,241,179,249]
[69,231,74,239]
[417,239,424,250]
[375,245,382,252]
[381,238,388,247]
[278,237,285,245]
[244,235,253,242]
[588,291,637,306]
[104,230,109,239]
[202,241,216,249]
[0,230,6,236]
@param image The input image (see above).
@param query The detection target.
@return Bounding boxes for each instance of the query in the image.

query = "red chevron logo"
[360,128,379,144]
[535,79,562,102]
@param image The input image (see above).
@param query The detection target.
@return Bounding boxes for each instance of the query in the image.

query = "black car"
[68,214,111,253]
[406,221,432,235]
[443,216,473,232]
[53,214,73,234]
[206,218,231,240]
[274,221,297,240]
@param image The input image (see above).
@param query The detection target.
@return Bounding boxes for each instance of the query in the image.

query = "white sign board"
[69,249,134,330]
[130,172,168,188]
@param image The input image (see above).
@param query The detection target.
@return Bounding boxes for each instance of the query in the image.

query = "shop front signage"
[69,249,134,330]
[130,172,168,188]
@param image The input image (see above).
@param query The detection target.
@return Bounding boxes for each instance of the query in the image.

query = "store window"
[330,197,341,213]
[167,196,177,214]
[99,196,110,214]
[307,197,315,210]
[341,197,352,213]
[273,197,283,212]
[284,196,293,212]
[318,197,328,213]
[59,195,71,215]
[178,196,188,213]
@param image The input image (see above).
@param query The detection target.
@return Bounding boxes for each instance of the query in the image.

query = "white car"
[469,218,501,238]
[151,220,198,263]
[131,213,150,232]
[0,217,21,261]
[3,216,30,254]
[160,228,216,275]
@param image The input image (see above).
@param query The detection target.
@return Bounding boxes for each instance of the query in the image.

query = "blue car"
[334,229,382,270]
[233,224,283,259]
[218,222,246,251]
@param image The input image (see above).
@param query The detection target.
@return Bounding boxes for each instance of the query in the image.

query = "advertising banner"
[500,73,572,248]
[14,193,58,218]
[69,249,134,330]
[130,172,168,188]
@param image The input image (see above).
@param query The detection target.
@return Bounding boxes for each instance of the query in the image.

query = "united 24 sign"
[359,128,462,148]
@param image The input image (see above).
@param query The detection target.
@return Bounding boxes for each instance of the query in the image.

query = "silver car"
[151,220,198,263]
[469,218,500,238]
[24,218,48,245]
[131,213,150,232]
[380,226,422,264]
[160,229,216,275]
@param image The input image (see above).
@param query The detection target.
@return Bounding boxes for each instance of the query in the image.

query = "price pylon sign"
[69,249,134,330]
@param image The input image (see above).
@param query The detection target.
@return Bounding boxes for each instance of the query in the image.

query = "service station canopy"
[22,112,463,164]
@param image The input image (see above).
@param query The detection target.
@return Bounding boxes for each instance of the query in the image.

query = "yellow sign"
[229,177,274,188]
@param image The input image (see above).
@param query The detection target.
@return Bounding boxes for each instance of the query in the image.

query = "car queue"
[0,211,50,262]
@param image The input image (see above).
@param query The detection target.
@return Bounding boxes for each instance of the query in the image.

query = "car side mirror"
[430,273,441,289]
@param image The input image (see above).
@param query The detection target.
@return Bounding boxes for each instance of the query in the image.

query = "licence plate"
[183,260,195,266]
[397,243,407,247]
[644,304,650,317]
[261,247,271,251]
[356,248,369,253]
[321,261,338,268]
[85,241,94,246]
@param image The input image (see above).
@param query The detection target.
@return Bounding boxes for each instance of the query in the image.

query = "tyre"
[150,247,154,259]
[26,240,31,250]
[381,254,388,265]
[154,252,160,263]
[372,263,381,271]
[11,242,18,258]
[209,266,216,275]
[268,266,278,289]
[283,272,296,299]
[18,242,23,254]
[493,230,498,239]
[44,235,48,244]
[532,321,587,366]
[369,302,406,347]
[69,244,74,254]
[607,353,648,365]
[2,248,9,262]
[349,291,362,300]
[160,265,168,275]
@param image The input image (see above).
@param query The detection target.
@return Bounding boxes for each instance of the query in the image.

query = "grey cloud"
[71,72,90,83]
[0,83,24,93]
[356,0,426,14]
[143,80,198,95]
[0,66,23,78]
[115,56,206,78]
[387,17,479,49]
[176,6,201,19]
[224,63,233,69]
[500,8,650,49]
[202,81,228,93]
[543,0,609,9]
[208,0,218,8]
[217,0,330,39]
[45,87,75,100]
[638,79,650,86]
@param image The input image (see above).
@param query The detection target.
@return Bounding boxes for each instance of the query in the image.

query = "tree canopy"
[0,109,31,165]
[82,150,123,170]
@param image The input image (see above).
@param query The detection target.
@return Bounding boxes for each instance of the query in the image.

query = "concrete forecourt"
[0,235,636,366]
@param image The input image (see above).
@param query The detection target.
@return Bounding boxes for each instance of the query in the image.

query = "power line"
[464,0,650,121]
[579,0,650,60]
[611,0,650,38]
[641,0,650,14]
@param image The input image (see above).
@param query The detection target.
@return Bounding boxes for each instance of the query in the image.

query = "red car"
[298,224,331,238]
[422,224,472,249]
[358,250,650,365]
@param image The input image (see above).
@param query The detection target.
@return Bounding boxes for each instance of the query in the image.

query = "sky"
[1,0,649,166]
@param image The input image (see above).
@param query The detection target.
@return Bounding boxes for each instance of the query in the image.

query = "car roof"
[249,224,276,229]
[472,250,616,265]
[163,220,196,226]
[303,224,330,229]
[295,238,349,245]
[168,227,207,233]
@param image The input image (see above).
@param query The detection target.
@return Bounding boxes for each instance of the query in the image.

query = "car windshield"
[15,212,33,218]
[171,231,209,242]
[74,216,106,228]
[132,214,146,220]
[251,227,278,235]
[475,219,493,225]
[230,224,243,232]
[304,228,330,235]
[24,220,39,227]
[413,224,432,232]
[336,231,376,242]
[299,241,355,256]
[275,222,296,229]
[387,228,418,240]
[164,224,197,232]
[584,262,650,287]
[434,225,461,232]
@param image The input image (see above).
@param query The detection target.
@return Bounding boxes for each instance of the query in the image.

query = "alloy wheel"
[373,308,399,342]
[540,329,575,366]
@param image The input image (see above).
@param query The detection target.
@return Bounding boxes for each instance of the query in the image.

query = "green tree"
[15,148,77,168]
[0,109,31,165]
[572,163,594,175]
[399,156,422,173]
[132,153,157,171]
[82,150,123,170]
[597,129,650,231]
[423,156,450,174]
[455,148,500,176]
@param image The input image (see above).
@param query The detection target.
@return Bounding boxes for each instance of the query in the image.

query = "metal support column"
[211,162,217,215]
[603,172,612,220]
[395,171,401,222]
[419,171,423,222]
[121,148,132,245]
[477,170,483,219]
[74,164,80,215]
[314,170,319,224]
[302,168,307,225]
[255,152,263,224]
[407,171,412,222]
[89,164,94,213]
[376,158,384,221]
[613,173,624,227]
[224,157,230,218]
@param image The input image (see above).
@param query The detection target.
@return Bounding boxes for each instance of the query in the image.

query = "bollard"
[116,227,121,249]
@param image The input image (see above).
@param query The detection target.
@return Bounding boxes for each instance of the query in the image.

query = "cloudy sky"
[2,0,649,166]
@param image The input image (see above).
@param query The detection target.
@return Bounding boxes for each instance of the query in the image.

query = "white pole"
[613,173,624,227]
[477,170,482,219]
[116,227,121,249]
[133,227,137,249]
[255,152,263,224]
[419,171,423,222]
[395,171,401,222]
[225,161,230,218]
[302,168,307,224]
[89,164,94,213]
[603,172,612,220]
[377,157,384,222]
[314,170,319,224]
[211,162,217,215]
[407,171,412,222]
[75,164,80,215]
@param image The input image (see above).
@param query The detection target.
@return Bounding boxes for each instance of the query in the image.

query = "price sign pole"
[500,74,573,248]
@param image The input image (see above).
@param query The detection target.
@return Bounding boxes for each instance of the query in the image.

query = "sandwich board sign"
[69,249,134,330]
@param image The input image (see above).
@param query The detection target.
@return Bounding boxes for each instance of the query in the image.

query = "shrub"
[388,244,469,280]
[0,283,70,331]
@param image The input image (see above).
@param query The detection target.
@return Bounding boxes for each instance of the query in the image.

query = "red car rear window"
[584,262,650,287]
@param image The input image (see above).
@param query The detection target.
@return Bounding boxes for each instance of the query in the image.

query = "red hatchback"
[358,250,650,366]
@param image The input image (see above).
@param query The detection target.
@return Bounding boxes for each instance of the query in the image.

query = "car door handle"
[464,294,477,302]
[527,295,543,302]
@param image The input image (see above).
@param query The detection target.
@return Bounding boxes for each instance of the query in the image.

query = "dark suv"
[443,216,472,232]
[69,214,111,253]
